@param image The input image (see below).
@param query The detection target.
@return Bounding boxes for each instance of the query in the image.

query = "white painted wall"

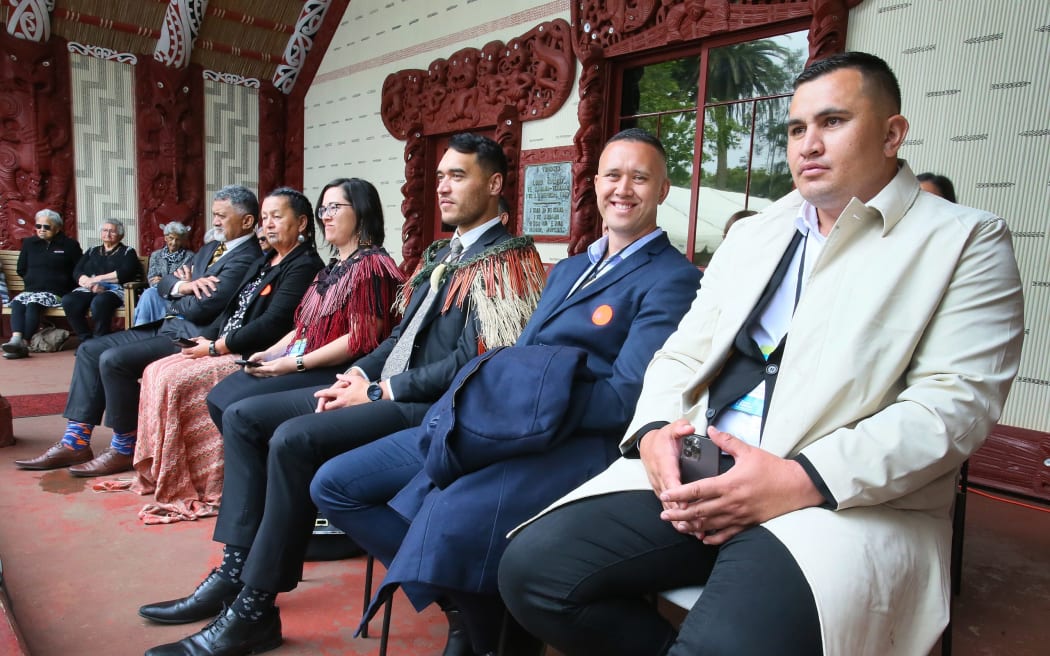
[304,0,572,264]
[848,0,1049,431]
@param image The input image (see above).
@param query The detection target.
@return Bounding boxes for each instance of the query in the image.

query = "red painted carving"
[397,130,427,276]
[0,32,76,249]
[381,18,574,268]
[494,106,522,231]
[135,59,206,253]
[259,86,288,196]
[570,43,606,257]
[808,0,864,63]
[381,19,574,139]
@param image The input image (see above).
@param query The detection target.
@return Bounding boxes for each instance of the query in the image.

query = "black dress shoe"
[139,571,243,624]
[144,606,282,656]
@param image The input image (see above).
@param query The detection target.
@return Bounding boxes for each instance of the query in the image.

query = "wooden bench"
[0,249,148,333]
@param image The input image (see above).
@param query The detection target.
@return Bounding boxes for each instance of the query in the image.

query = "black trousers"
[62,290,124,339]
[204,365,345,431]
[9,299,43,338]
[498,490,822,656]
[63,325,178,432]
[212,385,430,593]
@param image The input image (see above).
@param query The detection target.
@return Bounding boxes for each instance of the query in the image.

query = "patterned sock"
[60,421,94,450]
[110,430,137,456]
[217,545,249,583]
[231,586,277,621]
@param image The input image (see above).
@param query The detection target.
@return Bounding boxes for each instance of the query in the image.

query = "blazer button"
[765,364,778,375]
[705,408,716,419]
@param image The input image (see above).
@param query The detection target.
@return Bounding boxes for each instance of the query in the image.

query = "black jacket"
[209,244,325,356]
[155,239,262,340]
[72,243,141,284]
[17,234,83,295]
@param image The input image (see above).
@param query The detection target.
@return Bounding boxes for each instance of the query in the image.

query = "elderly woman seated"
[133,222,195,326]
[61,219,141,342]
[2,210,83,359]
[96,179,403,525]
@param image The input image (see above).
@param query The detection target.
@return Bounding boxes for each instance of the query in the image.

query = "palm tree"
[704,39,795,189]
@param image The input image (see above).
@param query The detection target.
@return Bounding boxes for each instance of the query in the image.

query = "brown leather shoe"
[68,448,133,477]
[14,441,94,470]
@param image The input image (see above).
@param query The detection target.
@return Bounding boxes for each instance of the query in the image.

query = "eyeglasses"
[316,202,352,218]
[35,224,53,231]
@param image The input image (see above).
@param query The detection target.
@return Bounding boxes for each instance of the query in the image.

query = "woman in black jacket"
[62,219,142,342]
[2,209,83,359]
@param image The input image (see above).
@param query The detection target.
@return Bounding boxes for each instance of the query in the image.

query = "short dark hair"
[267,187,317,250]
[794,51,902,114]
[605,127,668,162]
[916,172,958,203]
[314,178,386,250]
[724,209,758,238]
[214,185,260,226]
[446,133,508,178]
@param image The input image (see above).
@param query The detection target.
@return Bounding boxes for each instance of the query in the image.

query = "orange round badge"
[591,304,613,326]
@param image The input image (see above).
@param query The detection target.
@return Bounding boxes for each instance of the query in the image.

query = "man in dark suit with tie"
[15,185,262,475]
[139,133,547,656]
[309,128,702,656]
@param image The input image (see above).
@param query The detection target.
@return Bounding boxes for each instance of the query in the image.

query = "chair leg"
[950,461,969,597]
[379,595,392,656]
[941,616,952,656]
[362,554,375,638]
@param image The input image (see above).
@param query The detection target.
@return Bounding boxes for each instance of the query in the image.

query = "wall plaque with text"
[522,162,572,238]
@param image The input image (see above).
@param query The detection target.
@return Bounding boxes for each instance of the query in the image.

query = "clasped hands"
[639,419,823,545]
[313,372,371,413]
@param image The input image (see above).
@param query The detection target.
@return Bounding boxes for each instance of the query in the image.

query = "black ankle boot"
[442,608,474,656]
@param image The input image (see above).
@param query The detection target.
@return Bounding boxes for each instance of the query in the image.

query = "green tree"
[704,39,794,189]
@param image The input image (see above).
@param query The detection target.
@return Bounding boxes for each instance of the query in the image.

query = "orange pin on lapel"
[592,304,613,326]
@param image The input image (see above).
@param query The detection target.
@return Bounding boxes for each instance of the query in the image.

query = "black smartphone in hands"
[233,359,262,368]
[679,433,721,483]
[171,337,197,348]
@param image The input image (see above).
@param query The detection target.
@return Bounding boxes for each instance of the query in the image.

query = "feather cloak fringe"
[294,248,405,357]
[396,236,546,349]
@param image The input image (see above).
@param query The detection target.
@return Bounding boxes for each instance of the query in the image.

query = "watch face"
[367,383,383,401]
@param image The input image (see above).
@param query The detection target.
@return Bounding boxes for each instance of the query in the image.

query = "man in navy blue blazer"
[311,128,701,656]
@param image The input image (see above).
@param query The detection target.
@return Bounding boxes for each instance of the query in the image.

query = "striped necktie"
[380,238,463,379]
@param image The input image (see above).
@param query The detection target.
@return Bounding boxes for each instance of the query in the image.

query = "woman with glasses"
[61,219,142,343]
[100,179,403,525]
[2,209,83,359]
[133,221,196,326]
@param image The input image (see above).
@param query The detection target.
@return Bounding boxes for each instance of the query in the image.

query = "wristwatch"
[295,354,306,372]
[208,341,218,357]
[366,382,384,402]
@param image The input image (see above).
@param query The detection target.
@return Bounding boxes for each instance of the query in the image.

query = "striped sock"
[110,430,137,456]
[60,421,94,450]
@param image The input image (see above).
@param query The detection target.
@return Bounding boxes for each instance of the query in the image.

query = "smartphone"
[233,359,262,368]
[171,337,197,348]
[679,434,722,483]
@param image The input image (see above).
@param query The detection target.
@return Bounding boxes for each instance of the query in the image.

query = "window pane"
[704,30,809,103]
[622,57,700,116]
[695,102,753,266]
[749,96,793,203]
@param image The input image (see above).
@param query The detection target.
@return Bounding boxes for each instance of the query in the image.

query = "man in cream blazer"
[499,52,1025,656]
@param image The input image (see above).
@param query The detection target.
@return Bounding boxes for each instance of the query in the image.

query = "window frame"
[609,18,810,262]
